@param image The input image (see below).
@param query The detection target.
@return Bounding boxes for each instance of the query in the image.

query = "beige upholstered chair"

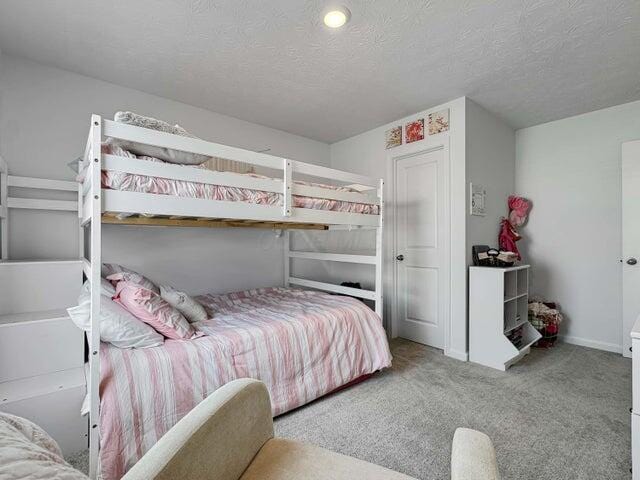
[122,378,500,480]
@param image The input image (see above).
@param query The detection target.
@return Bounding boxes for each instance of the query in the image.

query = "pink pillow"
[113,282,201,340]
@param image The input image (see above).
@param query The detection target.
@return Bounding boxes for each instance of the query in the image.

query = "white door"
[394,145,449,348]
[623,140,640,358]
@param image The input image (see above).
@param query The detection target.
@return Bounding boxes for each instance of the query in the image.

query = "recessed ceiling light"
[323,6,351,28]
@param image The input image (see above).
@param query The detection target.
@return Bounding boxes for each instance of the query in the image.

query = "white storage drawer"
[0,311,84,383]
[0,368,87,455]
[0,260,82,315]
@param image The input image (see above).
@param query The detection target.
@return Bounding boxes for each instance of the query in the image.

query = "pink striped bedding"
[98,287,391,479]
[99,145,379,216]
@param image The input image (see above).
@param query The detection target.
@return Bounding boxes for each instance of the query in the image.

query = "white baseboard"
[559,335,622,354]
[445,348,468,362]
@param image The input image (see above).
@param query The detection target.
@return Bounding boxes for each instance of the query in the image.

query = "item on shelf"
[498,195,532,261]
[472,245,517,267]
[528,300,563,348]
[472,245,490,265]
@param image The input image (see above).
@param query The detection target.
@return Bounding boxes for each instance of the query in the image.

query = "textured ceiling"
[0,0,639,143]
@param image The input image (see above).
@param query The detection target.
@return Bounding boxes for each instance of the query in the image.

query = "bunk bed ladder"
[0,155,81,261]
[0,155,86,457]
[375,179,384,318]
[284,178,385,321]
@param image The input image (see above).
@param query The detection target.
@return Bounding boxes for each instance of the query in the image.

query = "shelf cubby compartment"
[504,270,517,300]
[517,268,528,296]
[516,295,528,328]
[504,298,517,332]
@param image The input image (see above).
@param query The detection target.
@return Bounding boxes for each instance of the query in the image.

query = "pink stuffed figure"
[499,195,531,261]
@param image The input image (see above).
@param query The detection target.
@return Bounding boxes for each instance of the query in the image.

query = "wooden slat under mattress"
[101,213,328,230]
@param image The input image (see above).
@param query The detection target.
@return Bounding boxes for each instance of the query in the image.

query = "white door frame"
[386,136,451,353]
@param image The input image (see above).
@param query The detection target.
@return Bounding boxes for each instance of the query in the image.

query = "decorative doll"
[498,195,531,261]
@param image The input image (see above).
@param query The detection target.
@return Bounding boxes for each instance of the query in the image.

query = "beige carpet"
[68,339,632,479]
[274,339,632,480]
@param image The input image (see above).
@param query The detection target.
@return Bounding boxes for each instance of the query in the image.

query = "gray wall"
[327,98,515,355]
[465,98,516,263]
[515,99,640,352]
[328,97,469,358]
[0,54,330,294]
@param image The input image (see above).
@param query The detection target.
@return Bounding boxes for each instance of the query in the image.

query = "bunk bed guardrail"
[81,114,384,479]
[0,154,80,260]
[80,117,382,228]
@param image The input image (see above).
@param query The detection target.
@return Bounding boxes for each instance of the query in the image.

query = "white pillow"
[110,111,211,165]
[68,281,163,349]
[160,285,209,323]
[82,277,116,298]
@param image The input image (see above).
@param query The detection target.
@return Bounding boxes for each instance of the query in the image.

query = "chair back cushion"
[123,379,274,480]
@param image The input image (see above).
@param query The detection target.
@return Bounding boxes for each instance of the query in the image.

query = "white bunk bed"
[78,115,384,479]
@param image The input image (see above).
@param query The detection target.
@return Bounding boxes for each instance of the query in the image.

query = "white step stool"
[0,260,86,455]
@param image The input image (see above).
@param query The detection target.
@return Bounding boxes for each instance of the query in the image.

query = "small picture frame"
[428,109,450,135]
[385,125,402,149]
[405,119,424,143]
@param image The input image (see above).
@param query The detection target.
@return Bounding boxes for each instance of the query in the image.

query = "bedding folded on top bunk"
[98,286,391,480]
[96,144,379,216]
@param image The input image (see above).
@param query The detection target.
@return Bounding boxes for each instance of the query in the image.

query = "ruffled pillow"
[110,111,211,165]
[113,282,201,340]
[104,264,159,294]
[160,285,209,323]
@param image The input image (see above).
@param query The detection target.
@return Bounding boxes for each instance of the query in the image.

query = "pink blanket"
[98,287,391,479]
[99,145,379,216]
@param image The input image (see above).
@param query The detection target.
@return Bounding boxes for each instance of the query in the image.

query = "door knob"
[396,254,404,261]
[628,258,638,265]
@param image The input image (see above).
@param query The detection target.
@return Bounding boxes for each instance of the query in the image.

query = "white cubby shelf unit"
[469,265,541,371]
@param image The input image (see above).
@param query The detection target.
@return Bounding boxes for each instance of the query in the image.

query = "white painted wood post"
[88,115,102,479]
[284,230,291,287]
[78,183,84,259]
[0,156,8,260]
[283,158,292,217]
[375,179,384,319]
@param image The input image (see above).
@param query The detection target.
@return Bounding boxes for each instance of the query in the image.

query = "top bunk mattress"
[99,144,379,216]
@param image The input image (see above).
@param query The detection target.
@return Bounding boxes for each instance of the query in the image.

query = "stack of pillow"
[110,111,254,173]
[67,264,209,349]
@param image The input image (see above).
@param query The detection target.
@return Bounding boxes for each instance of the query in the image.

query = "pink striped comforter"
[99,287,391,479]
[99,145,379,216]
